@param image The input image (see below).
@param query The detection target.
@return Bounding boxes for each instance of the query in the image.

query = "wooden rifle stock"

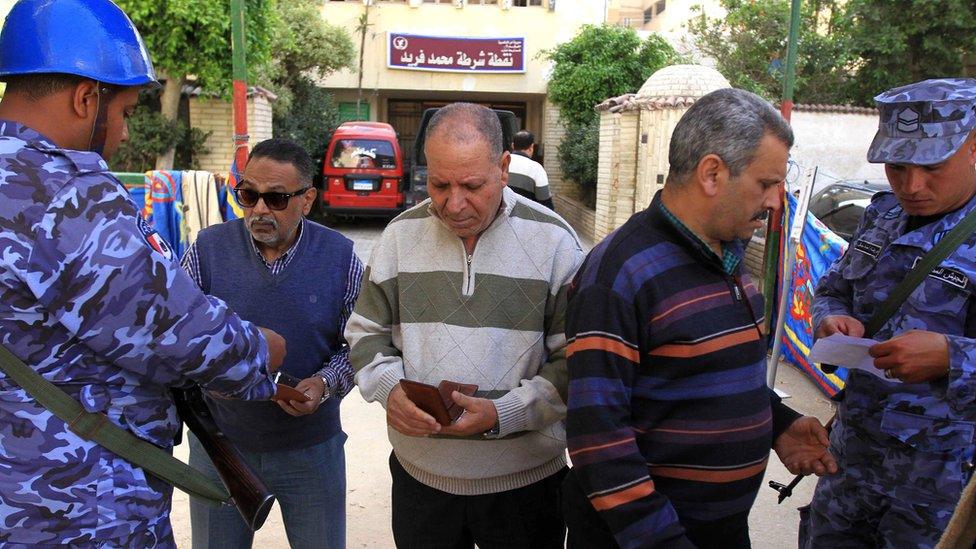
[172,387,276,531]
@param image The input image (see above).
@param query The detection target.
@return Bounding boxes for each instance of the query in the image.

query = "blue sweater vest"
[195,219,353,451]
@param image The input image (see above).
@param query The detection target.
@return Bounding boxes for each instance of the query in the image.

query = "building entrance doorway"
[387,99,526,171]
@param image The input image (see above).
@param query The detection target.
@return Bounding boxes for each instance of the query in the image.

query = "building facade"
[607,0,723,36]
[317,0,606,164]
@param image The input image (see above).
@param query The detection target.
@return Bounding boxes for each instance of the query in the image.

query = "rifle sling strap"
[0,343,229,506]
[864,204,976,338]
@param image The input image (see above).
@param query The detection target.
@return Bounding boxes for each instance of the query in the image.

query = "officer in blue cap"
[0,1,286,546]
[807,78,976,547]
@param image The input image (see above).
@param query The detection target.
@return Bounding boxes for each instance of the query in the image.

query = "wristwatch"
[319,376,332,403]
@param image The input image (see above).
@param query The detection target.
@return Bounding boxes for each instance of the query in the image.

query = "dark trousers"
[561,468,751,549]
[390,452,567,549]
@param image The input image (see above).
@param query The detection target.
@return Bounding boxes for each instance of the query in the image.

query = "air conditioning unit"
[500,0,513,9]
[408,0,423,7]
[453,0,465,7]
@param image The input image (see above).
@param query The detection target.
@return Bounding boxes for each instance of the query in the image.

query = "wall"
[543,100,573,200]
[594,111,639,240]
[645,0,724,34]
[607,0,645,28]
[554,194,595,246]
[790,107,886,185]
[585,106,888,242]
[635,105,687,214]
[544,100,598,240]
[189,94,274,174]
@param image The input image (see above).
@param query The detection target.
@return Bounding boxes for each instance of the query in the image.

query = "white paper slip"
[808,333,898,382]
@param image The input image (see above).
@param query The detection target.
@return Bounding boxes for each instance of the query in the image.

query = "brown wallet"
[399,379,478,426]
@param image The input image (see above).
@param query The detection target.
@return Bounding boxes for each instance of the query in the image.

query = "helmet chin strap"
[86,82,116,156]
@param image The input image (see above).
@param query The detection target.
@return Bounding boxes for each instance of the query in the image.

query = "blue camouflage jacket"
[813,190,976,447]
[0,121,276,547]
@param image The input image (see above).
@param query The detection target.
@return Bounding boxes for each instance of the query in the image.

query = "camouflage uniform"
[0,121,276,547]
[808,79,976,548]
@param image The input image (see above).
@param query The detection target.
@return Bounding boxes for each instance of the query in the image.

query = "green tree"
[113,104,210,173]
[273,77,340,169]
[557,117,600,205]
[843,0,976,105]
[269,0,353,172]
[268,0,355,106]
[545,25,680,127]
[544,25,679,205]
[688,0,852,105]
[115,0,277,169]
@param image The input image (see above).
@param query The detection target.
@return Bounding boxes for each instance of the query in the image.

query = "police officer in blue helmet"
[808,78,976,547]
[0,1,286,546]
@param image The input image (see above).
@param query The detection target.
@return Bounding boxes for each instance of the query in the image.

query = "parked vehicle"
[808,179,889,241]
[406,108,519,209]
[320,121,405,217]
[744,178,889,285]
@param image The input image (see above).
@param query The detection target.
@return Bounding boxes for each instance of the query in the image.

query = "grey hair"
[426,102,504,161]
[666,88,794,186]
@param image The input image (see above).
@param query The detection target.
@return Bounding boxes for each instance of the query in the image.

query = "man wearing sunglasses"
[181,138,362,549]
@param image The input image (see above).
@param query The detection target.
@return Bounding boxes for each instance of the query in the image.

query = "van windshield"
[331,139,397,169]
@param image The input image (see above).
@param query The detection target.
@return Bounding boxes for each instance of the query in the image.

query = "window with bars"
[655,0,666,15]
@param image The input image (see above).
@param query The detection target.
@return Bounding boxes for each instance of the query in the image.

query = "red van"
[320,122,404,217]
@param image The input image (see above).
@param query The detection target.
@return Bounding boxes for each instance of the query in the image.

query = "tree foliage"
[545,25,681,127]
[689,0,976,107]
[115,0,277,95]
[268,0,355,103]
[112,105,210,172]
[269,0,352,172]
[272,77,340,170]
[843,0,976,105]
[115,0,278,168]
[689,0,852,104]
[114,0,352,170]
[545,25,680,202]
[557,117,601,207]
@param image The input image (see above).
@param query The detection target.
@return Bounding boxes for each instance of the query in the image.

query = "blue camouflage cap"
[867,78,976,165]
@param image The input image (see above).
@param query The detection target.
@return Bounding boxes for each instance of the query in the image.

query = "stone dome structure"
[635,64,730,102]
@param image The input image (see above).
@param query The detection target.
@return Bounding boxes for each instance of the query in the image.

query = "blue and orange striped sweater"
[565,192,800,548]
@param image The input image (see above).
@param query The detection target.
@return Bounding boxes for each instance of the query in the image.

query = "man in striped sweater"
[562,88,837,548]
[346,103,584,548]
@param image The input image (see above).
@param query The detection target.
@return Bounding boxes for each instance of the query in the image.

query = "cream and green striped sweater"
[346,187,584,495]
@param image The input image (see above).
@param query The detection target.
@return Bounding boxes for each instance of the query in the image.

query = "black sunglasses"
[233,185,312,211]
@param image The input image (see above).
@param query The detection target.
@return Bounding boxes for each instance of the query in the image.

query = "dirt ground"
[170,387,395,548]
[168,362,832,548]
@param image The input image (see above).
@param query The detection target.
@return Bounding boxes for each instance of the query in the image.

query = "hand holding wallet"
[399,379,478,426]
[271,371,312,402]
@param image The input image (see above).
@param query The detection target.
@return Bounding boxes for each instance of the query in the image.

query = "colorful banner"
[125,183,146,212]
[387,32,525,73]
[221,162,244,221]
[776,192,850,396]
[144,170,189,260]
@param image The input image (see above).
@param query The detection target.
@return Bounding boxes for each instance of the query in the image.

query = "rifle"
[172,387,276,531]
[769,415,835,503]
[770,201,976,503]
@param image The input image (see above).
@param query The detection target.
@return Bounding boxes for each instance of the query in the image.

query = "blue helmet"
[0,0,158,87]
